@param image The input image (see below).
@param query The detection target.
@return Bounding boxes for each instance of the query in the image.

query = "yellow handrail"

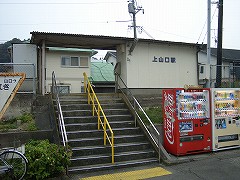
[83,72,115,163]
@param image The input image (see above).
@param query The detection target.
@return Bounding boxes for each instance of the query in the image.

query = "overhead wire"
[0,1,124,5]
[140,27,155,40]
[197,4,218,45]
[0,20,131,26]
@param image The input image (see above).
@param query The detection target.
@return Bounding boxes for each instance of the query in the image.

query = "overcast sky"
[0,0,239,58]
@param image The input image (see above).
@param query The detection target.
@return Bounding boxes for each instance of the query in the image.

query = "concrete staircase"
[56,93,158,174]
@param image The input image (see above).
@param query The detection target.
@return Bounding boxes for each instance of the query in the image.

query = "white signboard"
[0,76,22,111]
[0,73,25,120]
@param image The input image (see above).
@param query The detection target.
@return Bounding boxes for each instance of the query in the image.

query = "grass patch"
[0,113,38,132]
[138,107,163,125]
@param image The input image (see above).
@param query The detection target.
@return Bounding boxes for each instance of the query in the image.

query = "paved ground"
[69,148,240,180]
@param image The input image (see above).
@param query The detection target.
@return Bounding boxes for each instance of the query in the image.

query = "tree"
[0,38,23,63]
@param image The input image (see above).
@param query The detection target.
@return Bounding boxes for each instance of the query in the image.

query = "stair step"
[60,104,91,110]
[55,97,88,105]
[71,142,152,157]
[70,150,156,167]
[63,114,133,124]
[62,109,130,116]
[68,158,159,174]
[67,134,146,147]
[95,98,123,104]
[65,120,135,131]
[66,127,141,139]
[60,103,127,111]
[65,123,98,131]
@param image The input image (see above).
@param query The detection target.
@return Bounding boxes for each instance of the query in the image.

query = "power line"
[146,27,195,41]
[0,1,124,5]
[140,27,155,40]
[0,20,131,26]
[197,5,218,45]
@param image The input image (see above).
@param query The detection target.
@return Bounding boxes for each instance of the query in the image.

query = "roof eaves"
[30,31,202,47]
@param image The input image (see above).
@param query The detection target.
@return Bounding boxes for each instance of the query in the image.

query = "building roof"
[90,62,114,83]
[47,47,98,56]
[30,31,203,50]
[104,51,117,60]
[201,48,240,62]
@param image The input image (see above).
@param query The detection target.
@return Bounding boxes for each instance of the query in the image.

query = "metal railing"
[115,72,172,163]
[52,71,68,147]
[199,63,240,88]
[83,72,115,163]
[210,64,240,88]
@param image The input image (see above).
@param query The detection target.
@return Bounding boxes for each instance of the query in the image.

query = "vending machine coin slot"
[180,135,204,142]
[218,134,239,142]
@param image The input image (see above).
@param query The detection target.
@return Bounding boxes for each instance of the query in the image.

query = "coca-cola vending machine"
[163,88,212,156]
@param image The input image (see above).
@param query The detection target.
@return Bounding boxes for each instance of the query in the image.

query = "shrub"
[25,140,71,179]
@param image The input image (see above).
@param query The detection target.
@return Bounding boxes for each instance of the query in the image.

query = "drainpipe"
[41,40,46,95]
[196,46,201,86]
[128,38,138,55]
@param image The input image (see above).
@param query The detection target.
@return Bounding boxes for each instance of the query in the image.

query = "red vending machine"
[163,88,212,156]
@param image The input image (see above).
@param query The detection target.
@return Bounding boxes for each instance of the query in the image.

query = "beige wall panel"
[116,45,128,86]
[126,42,197,88]
[45,51,90,93]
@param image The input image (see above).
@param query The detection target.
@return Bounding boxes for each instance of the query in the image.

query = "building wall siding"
[45,51,90,93]
[124,42,198,88]
[198,52,231,81]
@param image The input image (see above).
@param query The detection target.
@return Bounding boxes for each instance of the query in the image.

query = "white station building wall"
[45,50,90,93]
[198,51,231,86]
[120,42,198,89]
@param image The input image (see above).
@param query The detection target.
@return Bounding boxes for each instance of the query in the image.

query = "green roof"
[90,62,114,83]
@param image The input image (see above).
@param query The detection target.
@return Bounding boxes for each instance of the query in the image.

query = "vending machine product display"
[163,88,212,156]
[211,88,240,151]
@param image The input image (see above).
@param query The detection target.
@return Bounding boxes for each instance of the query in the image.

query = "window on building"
[61,56,89,67]
[200,66,204,74]
[80,57,88,67]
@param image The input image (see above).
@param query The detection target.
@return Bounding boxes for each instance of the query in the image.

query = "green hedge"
[25,140,71,179]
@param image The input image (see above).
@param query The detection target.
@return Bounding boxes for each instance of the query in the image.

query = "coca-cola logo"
[164,92,175,145]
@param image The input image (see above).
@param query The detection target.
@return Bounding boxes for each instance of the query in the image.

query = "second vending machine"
[163,88,212,156]
[211,88,240,151]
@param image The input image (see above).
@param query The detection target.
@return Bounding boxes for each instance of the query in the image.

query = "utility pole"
[128,0,144,39]
[206,0,211,88]
[216,0,223,87]
[128,0,144,54]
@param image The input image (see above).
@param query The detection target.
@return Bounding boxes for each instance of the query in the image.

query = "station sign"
[0,73,25,120]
